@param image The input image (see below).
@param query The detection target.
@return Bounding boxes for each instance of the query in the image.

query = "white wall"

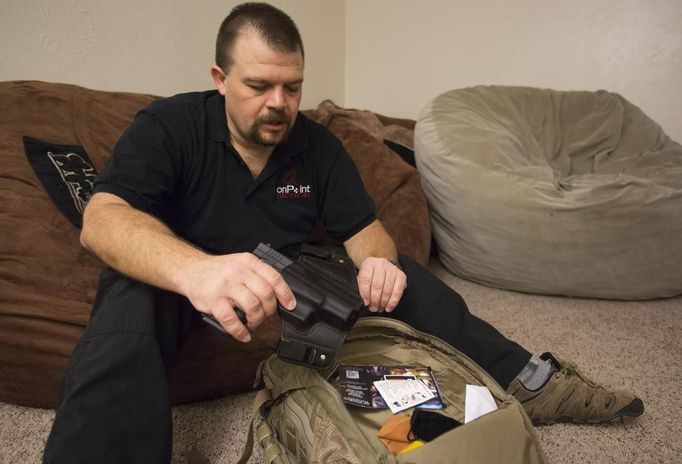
[0,0,345,110]
[2,1,681,142]
[346,0,682,142]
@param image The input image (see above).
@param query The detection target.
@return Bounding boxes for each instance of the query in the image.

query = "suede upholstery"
[303,101,430,265]
[0,81,430,408]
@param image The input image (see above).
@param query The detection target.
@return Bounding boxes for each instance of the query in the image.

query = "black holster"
[274,244,362,368]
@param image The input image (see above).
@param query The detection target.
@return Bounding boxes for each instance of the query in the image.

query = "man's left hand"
[357,257,407,312]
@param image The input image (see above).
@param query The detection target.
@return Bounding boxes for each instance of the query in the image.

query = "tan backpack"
[248,317,547,464]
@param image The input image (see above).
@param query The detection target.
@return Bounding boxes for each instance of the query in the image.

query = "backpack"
[248,316,547,464]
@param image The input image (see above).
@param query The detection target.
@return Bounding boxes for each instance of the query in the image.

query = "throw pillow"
[383,139,416,167]
[22,136,97,228]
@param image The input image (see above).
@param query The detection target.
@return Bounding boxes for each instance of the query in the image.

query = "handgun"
[202,243,363,368]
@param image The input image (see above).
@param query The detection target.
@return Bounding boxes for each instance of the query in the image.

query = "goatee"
[249,110,292,146]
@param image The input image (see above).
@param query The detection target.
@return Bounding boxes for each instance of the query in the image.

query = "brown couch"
[0,81,430,408]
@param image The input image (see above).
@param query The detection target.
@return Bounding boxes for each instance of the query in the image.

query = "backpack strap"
[232,389,275,464]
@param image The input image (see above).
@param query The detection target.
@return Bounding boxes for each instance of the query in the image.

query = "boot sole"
[531,397,644,426]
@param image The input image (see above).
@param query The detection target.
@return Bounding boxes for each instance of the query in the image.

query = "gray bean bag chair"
[415,85,682,299]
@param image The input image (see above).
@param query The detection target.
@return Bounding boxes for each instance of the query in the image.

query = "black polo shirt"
[93,91,375,256]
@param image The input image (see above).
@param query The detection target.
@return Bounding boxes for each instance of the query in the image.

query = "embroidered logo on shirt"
[276,166,312,199]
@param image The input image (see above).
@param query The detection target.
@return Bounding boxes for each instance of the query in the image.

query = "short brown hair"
[215,2,304,72]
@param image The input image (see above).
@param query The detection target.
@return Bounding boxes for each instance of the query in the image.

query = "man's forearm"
[344,219,405,311]
[80,193,206,295]
[343,220,398,268]
[80,192,296,342]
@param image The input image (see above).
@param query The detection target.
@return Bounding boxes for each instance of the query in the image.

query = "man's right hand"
[181,252,297,343]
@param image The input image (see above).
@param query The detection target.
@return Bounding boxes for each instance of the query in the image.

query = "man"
[43,3,643,463]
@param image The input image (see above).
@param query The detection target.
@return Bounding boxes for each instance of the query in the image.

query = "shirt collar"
[207,91,310,158]
[207,92,229,143]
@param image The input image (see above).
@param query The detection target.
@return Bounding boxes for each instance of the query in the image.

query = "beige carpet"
[1,259,680,463]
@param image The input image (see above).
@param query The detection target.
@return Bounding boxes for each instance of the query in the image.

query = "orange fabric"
[377,414,413,454]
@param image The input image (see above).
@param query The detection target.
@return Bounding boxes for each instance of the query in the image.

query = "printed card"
[337,365,444,410]
[373,379,436,413]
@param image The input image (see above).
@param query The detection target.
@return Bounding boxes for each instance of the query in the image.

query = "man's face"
[212,31,304,150]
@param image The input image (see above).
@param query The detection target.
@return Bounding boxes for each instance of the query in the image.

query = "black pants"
[43,255,530,463]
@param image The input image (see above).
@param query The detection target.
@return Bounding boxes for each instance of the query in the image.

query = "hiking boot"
[507,353,644,425]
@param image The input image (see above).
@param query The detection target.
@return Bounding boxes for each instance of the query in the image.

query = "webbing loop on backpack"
[256,420,273,443]
[263,441,290,464]
[257,413,293,464]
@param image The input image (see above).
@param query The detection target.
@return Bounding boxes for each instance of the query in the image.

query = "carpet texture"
[1,259,680,463]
